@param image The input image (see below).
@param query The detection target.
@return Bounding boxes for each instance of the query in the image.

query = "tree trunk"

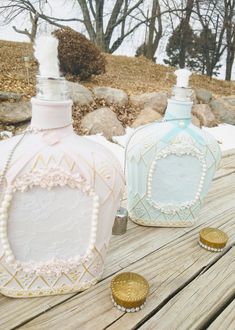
[145,0,162,61]
[95,0,106,51]
[225,49,235,81]
[178,0,194,68]
[30,12,39,42]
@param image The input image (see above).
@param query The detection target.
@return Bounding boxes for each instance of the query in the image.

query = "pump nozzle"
[171,68,192,102]
[33,35,70,101]
[175,68,191,88]
[34,35,60,78]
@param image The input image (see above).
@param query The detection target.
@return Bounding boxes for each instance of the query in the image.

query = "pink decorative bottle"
[0,36,124,297]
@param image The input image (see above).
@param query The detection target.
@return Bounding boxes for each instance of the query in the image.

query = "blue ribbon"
[162,114,206,145]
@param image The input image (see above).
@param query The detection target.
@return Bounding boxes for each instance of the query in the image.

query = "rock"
[132,108,162,128]
[210,100,235,125]
[191,90,199,105]
[93,87,128,107]
[15,122,30,135]
[0,101,31,124]
[0,91,22,102]
[195,89,213,104]
[81,107,125,140]
[191,115,201,128]
[68,82,93,106]
[217,95,235,113]
[192,104,217,127]
[130,92,168,114]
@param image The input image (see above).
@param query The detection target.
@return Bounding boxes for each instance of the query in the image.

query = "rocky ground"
[0,40,235,140]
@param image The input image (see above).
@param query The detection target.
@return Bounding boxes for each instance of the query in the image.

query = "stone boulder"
[209,99,235,125]
[192,104,217,127]
[217,95,235,113]
[81,107,125,140]
[191,90,199,105]
[15,122,30,135]
[195,89,213,104]
[68,82,93,106]
[93,87,128,107]
[0,101,31,124]
[0,91,22,102]
[132,108,162,128]
[130,92,168,115]
[191,115,201,128]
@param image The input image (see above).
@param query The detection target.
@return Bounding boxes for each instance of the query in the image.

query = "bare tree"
[0,0,148,53]
[135,0,163,61]
[178,0,194,68]
[74,0,148,52]
[135,0,188,62]
[12,12,39,42]
[195,0,227,77]
[163,0,195,68]
[224,0,235,80]
[0,0,70,29]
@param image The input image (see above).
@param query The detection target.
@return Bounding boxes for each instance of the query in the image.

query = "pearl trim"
[111,295,146,313]
[199,240,223,252]
[146,137,206,215]
[0,170,100,276]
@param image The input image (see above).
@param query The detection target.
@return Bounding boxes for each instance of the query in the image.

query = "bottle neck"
[164,99,193,121]
[30,98,73,130]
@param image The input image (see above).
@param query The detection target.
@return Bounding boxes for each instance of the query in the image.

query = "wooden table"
[0,151,235,330]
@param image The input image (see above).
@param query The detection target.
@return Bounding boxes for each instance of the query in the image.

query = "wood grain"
[139,248,235,330]
[0,154,234,330]
[208,298,235,330]
[20,178,235,330]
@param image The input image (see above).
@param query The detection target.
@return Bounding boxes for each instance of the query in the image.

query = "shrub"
[53,28,106,80]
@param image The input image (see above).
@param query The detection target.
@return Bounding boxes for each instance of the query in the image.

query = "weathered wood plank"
[139,248,235,330]
[214,150,235,179]
[0,156,234,330]
[208,298,235,330]
[104,172,235,277]
[20,203,235,329]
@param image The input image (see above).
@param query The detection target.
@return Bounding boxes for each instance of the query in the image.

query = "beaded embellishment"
[0,167,99,275]
[146,137,206,215]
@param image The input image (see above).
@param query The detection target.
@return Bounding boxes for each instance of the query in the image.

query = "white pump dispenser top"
[31,34,72,129]
[34,35,60,78]
[171,68,192,102]
[175,68,192,88]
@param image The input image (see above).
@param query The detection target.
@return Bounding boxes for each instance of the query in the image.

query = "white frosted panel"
[151,155,202,203]
[8,187,93,262]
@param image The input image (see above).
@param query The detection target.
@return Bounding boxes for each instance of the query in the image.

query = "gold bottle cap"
[199,227,228,251]
[111,272,149,311]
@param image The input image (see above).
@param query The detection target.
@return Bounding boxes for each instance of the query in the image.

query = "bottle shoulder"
[0,133,124,190]
[126,122,221,159]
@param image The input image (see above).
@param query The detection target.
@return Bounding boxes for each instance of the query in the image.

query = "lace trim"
[12,167,91,193]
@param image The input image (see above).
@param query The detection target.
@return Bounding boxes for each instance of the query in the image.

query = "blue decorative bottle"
[125,69,221,227]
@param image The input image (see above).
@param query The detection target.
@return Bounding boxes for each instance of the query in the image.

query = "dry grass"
[0,40,234,99]
[0,40,36,98]
[84,54,235,97]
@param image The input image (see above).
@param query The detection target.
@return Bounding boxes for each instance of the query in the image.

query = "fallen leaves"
[0,39,234,136]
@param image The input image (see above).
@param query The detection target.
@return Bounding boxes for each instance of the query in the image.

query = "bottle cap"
[199,227,228,252]
[111,272,149,312]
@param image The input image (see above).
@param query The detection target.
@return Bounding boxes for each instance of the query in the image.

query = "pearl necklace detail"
[111,295,147,313]
[0,123,100,274]
[146,137,207,215]
[124,117,192,176]
[198,241,224,252]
